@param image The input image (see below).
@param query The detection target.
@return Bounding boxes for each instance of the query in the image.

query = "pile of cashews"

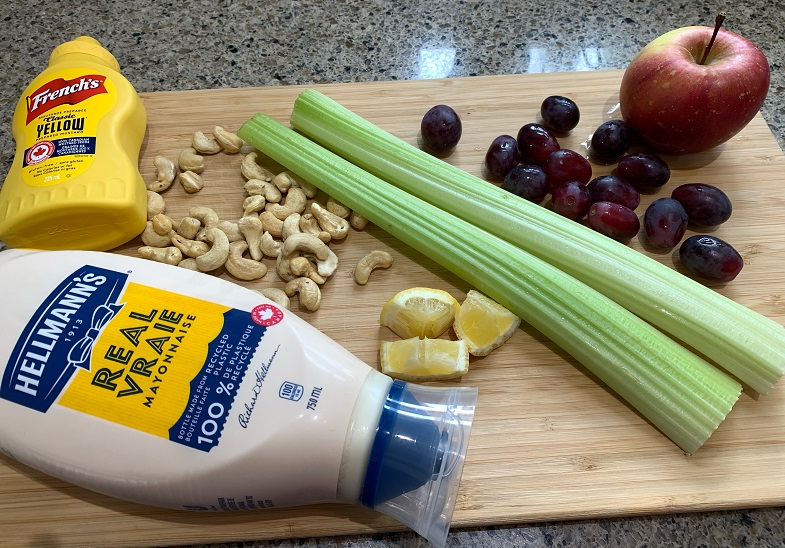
[138,126,393,312]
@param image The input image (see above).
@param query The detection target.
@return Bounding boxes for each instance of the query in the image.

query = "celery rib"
[288,88,785,395]
[238,113,741,455]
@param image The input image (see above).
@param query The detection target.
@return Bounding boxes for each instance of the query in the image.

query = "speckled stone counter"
[1,1,784,547]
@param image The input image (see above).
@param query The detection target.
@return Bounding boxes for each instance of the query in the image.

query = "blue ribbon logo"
[66,302,125,370]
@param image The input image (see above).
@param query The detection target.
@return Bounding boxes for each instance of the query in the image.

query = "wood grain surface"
[2,70,784,547]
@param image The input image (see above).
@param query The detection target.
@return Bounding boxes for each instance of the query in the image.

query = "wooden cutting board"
[2,70,785,548]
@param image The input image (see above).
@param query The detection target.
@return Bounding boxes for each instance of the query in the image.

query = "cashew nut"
[138,245,183,266]
[281,213,302,240]
[178,147,205,174]
[299,213,331,243]
[290,256,326,284]
[177,216,202,240]
[265,187,307,220]
[141,221,173,247]
[259,231,282,258]
[178,258,199,271]
[146,190,166,220]
[354,250,393,285]
[213,126,244,154]
[277,233,338,281]
[243,195,266,217]
[285,277,321,311]
[274,171,318,198]
[260,211,284,238]
[151,213,174,236]
[237,216,265,261]
[195,227,230,272]
[271,171,295,193]
[179,171,204,193]
[192,131,223,155]
[148,156,177,192]
[281,232,331,262]
[326,196,351,219]
[245,179,282,203]
[241,152,275,181]
[217,220,243,242]
[224,241,268,281]
[349,211,370,230]
[314,247,339,278]
[311,202,349,240]
[275,254,297,281]
[255,288,290,310]
[290,256,313,277]
[171,233,210,258]
[189,206,220,228]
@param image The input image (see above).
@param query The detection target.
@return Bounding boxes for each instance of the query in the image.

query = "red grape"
[616,152,670,189]
[586,175,640,210]
[552,181,591,221]
[420,105,462,152]
[589,119,632,162]
[545,149,592,189]
[671,183,732,227]
[679,235,743,282]
[587,201,640,244]
[643,198,689,249]
[502,164,549,203]
[517,123,560,165]
[484,135,520,179]
[540,95,580,134]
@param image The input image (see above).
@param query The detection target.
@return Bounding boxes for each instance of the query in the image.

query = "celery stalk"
[288,88,785,395]
[239,113,741,455]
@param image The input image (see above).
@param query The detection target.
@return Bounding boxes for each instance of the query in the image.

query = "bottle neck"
[335,369,392,503]
[50,53,117,71]
[49,36,121,72]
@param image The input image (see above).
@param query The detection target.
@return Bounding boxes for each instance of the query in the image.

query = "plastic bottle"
[0,248,477,547]
[0,36,147,251]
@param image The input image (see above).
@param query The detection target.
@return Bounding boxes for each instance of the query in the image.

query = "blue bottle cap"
[360,380,477,547]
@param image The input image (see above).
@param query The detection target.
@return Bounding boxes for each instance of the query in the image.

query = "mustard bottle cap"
[49,36,121,72]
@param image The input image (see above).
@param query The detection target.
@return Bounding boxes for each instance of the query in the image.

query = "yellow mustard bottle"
[0,36,147,251]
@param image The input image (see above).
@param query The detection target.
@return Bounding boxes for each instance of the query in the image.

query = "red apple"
[619,26,770,154]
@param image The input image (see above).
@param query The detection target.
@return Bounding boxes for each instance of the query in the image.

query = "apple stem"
[699,11,727,65]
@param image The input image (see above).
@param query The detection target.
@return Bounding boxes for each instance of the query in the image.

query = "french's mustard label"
[1,264,268,452]
[26,75,108,124]
[20,69,117,187]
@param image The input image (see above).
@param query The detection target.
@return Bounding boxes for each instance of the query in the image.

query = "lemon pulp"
[379,287,460,339]
[380,337,469,381]
[453,290,521,356]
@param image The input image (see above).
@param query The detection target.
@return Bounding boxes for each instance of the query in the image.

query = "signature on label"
[237,345,278,429]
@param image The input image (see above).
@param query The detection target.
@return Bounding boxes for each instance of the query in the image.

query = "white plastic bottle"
[0,248,477,546]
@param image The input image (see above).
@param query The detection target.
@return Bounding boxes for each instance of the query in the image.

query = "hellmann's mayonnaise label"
[0,264,273,452]
[21,69,116,187]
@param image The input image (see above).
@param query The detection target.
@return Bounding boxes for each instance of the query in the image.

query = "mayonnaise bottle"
[0,36,147,251]
[0,248,477,547]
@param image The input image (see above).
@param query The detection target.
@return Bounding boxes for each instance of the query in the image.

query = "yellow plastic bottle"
[0,36,147,251]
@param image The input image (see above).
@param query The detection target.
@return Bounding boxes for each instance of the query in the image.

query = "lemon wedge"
[379,287,460,339]
[453,290,521,356]
[380,337,469,381]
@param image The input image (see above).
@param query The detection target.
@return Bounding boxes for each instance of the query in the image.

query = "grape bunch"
[424,92,742,284]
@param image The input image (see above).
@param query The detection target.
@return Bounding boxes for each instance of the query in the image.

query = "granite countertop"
[1,1,784,547]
